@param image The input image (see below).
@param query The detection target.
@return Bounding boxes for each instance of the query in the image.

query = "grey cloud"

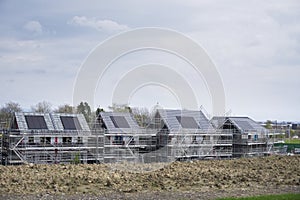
[15,69,47,75]
[0,0,299,120]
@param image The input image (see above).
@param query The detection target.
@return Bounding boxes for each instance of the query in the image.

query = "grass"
[216,193,300,200]
[284,139,300,144]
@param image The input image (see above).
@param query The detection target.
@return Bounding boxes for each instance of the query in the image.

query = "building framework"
[97,112,157,163]
[152,109,233,161]
[1,112,103,165]
[212,117,272,157]
[1,109,279,165]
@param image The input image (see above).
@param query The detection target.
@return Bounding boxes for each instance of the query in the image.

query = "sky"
[0,0,299,121]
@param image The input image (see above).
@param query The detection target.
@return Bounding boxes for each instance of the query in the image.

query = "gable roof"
[13,112,90,132]
[211,117,226,128]
[212,116,267,133]
[155,109,214,133]
[98,112,141,133]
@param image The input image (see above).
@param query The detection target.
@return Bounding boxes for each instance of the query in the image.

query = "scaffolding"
[102,128,157,163]
[155,129,232,162]
[217,117,270,157]
[1,110,279,165]
[1,128,104,165]
[100,129,232,163]
[232,130,268,157]
[150,109,233,162]
[23,108,233,164]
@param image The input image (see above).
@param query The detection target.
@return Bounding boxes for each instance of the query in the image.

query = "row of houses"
[1,109,279,165]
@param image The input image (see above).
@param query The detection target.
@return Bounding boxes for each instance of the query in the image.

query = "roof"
[98,112,142,133]
[212,116,267,133]
[210,117,226,128]
[155,109,214,133]
[13,112,90,132]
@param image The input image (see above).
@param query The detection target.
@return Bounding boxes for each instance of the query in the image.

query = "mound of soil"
[0,156,299,199]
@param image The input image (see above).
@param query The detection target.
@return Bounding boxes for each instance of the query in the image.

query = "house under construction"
[96,111,157,163]
[211,116,269,157]
[152,109,233,161]
[1,112,101,165]
[1,109,274,165]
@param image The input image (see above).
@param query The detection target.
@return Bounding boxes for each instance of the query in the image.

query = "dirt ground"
[0,155,299,199]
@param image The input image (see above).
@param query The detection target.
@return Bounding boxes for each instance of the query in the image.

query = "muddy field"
[0,156,299,199]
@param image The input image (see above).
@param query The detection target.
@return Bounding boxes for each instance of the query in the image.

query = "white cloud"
[69,16,129,32]
[23,20,43,35]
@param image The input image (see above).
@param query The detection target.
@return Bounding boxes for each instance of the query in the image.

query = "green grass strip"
[285,139,300,144]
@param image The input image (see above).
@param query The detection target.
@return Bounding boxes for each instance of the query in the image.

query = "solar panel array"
[98,112,142,133]
[235,120,254,130]
[233,118,266,132]
[212,116,267,132]
[14,113,90,132]
[156,109,214,133]
[25,115,48,130]
[176,116,200,129]
[60,116,82,130]
[110,116,130,128]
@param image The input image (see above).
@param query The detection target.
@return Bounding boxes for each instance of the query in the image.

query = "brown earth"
[0,156,299,199]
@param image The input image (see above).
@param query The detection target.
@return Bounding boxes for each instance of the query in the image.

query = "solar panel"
[60,116,82,130]
[176,116,200,129]
[110,116,130,128]
[25,115,48,129]
[235,121,253,130]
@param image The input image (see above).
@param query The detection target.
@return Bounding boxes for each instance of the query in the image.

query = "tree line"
[0,101,151,129]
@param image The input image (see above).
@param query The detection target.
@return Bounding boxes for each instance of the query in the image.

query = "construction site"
[0,108,283,165]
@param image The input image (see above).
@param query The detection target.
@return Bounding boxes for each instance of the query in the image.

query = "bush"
[71,152,81,164]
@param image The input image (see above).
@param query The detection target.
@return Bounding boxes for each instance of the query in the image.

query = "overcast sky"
[0,0,299,121]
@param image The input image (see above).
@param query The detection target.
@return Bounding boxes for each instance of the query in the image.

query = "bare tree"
[108,104,151,127]
[108,103,132,113]
[55,104,75,113]
[131,107,151,127]
[31,101,52,113]
[0,102,22,129]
